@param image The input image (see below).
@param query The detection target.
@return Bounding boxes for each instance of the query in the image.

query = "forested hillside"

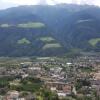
[0,4,99,56]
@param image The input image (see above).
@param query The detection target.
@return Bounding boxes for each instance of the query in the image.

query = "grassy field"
[0,24,10,28]
[42,43,62,50]
[89,38,100,46]
[18,22,45,28]
[0,57,31,67]
[17,38,31,45]
[40,37,55,43]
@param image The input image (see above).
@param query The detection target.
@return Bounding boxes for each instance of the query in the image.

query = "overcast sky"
[0,0,100,9]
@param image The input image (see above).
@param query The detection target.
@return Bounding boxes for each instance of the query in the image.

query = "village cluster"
[0,55,100,100]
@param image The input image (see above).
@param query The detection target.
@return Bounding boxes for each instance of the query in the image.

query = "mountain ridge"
[0,4,99,56]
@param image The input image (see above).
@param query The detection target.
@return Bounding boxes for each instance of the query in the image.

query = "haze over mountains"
[1,0,100,9]
[0,4,100,56]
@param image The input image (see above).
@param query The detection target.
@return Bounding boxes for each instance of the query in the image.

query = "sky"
[0,0,100,9]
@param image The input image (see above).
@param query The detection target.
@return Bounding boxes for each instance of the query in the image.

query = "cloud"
[2,0,39,5]
[0,0,18,9]
[2,0,100,5]
[0,0,100,9]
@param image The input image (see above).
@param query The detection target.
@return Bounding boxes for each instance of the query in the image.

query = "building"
[45,82,72,96]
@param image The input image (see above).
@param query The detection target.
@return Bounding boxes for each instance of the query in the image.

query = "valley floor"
[0,55,99,100]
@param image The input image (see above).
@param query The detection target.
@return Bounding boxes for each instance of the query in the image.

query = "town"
[0,55,99,100]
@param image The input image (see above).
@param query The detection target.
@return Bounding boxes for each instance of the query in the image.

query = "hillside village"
[0,55,99,100]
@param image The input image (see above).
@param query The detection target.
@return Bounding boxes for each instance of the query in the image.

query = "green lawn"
[0,22,45,28]
[10,77,42,92]
[40,37,55,42]
[18,22,45,28]
[21,83,41,92]
[0,24,10,28]
[43,43,62,50]
[89,38,100,46]
[17,38,31,45]
[37,96,43,100]
[81,67,92,73]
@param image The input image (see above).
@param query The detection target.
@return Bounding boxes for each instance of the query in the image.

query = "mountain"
[0,4,99,57]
